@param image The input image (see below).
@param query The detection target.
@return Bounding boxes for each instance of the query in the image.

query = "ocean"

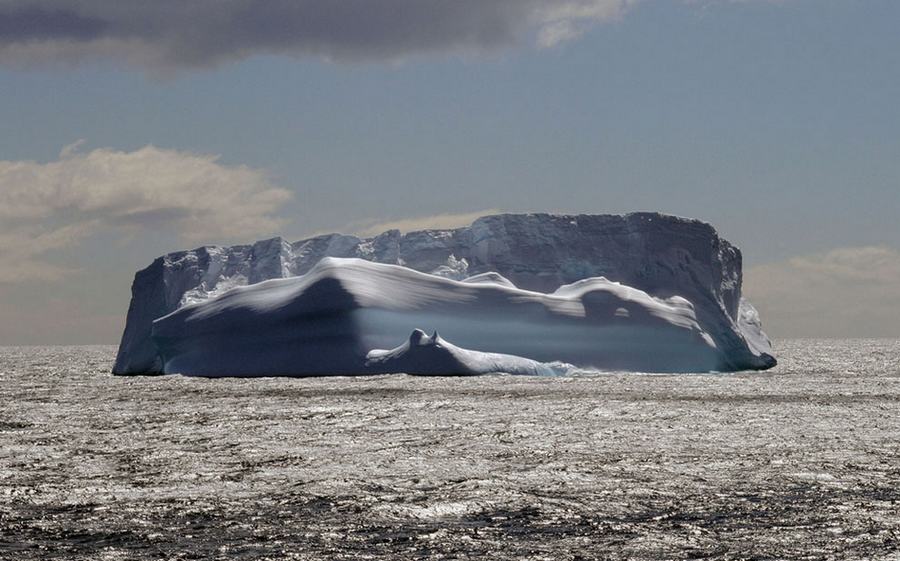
[1,339,899,560]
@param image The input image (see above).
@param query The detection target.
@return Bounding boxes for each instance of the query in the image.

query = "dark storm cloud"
[0,6,106,41]
[0,0,634,69]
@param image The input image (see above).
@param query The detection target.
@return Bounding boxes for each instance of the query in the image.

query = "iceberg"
[114,213,776,376]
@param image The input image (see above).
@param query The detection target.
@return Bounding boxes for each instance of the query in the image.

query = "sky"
[0,0,898,345]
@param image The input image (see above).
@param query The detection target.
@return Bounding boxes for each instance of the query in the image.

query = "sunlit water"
[1,340,899,560]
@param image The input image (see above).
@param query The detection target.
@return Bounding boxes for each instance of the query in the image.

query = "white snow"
[429,254,469,280]
[738,298,774,358]
[366,329,571,376]
[461,272,517,289]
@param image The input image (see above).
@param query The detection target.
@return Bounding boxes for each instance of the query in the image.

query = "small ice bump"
[409,329,428,346]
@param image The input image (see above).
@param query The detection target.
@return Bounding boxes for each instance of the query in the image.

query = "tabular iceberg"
[114,213,776,376]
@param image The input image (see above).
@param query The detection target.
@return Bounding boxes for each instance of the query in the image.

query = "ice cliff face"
[113,212,775,375]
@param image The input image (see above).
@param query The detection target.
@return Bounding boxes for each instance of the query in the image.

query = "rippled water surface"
[2,340,900,560]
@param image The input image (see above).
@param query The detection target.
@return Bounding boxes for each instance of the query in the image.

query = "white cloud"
[0,143,291,283]
[347,209,503,237]
[744,246,900,338]
[536,0,638,47]
[787,246,900,284]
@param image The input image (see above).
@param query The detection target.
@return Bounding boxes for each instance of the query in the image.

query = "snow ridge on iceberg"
[153,257,743,376]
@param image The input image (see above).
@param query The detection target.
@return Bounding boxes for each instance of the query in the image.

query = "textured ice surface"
[365,329,573,376]
[2,340,898,560]
[114,213,776,375]
[151,258,727,376]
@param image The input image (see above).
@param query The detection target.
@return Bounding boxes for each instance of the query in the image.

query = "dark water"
[1,340,899,560]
